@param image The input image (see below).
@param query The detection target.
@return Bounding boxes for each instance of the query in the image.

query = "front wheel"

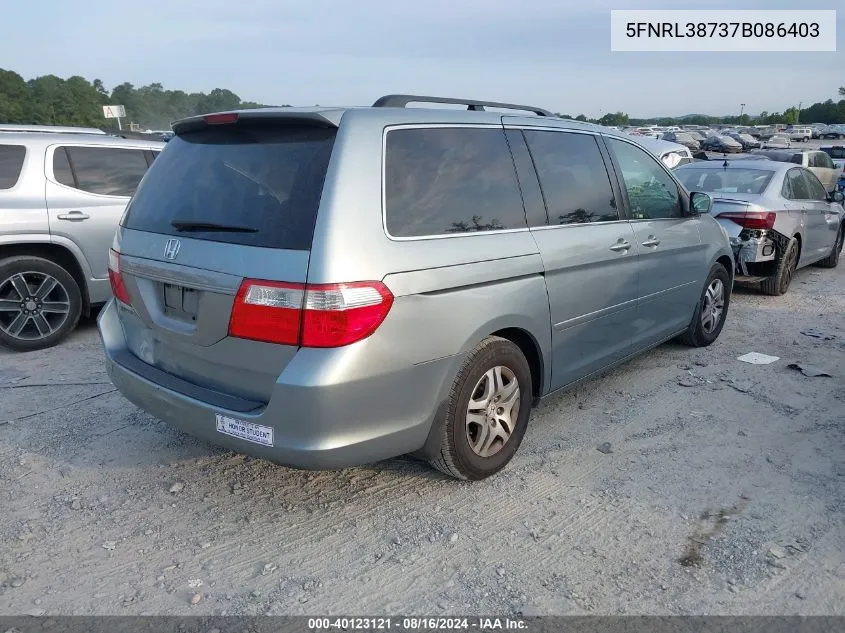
[429,337,532,480]
[680,263,731,347]
[0,256,82,351]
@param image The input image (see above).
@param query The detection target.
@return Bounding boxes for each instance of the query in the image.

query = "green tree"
[599,111,629,126]
[0,69,27,122]
[783,107,799,125]
[575,114,587,122]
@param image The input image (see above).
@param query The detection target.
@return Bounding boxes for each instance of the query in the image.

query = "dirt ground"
[0,263,843,617]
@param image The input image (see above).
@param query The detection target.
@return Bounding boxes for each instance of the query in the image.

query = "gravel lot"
[1,264,843,617]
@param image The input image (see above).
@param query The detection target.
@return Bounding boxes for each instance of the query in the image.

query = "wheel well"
[716,255,733,279]
[492,327,543,400]
[792,233,802,259]
[0,243,90,313]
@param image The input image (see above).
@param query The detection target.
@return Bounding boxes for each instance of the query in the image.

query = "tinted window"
[822,147,845,159]
[0,145,26,189]
[52,148,75,187]
[790,154,803,165]
[802,170,828,201]
[523,131,618,225]
[123,125,336,250]
[786,169,810,200]
[385,128,526,237]
[608,138,682,220]
[812,152,835,169]
[61,146,149,196]
[677,167,773,195]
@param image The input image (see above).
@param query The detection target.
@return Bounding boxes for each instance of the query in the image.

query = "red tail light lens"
[204,113,239,125]
[228,281,304,345]
[108,248,131,305]
[228,280,393,348]
[716,211,776,230]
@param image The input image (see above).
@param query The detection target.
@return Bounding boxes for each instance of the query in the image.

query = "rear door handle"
[56,211,90,221]
[609,240,632,253]
[641,236,661,247]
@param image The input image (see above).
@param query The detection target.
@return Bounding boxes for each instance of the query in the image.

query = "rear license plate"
[215,414,273,447]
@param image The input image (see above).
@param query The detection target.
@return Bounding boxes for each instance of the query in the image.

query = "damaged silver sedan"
[676,160,845,295]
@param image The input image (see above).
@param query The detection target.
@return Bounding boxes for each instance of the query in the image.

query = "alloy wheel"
[700,278,725,335]
[0,272,71,341]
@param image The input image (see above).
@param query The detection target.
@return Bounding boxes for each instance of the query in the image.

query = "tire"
[429,337,532,481]
[814,224,844,269]
[0,256,82,352]
[803,136,809,143]
[680,263,731,347]
[761,237,799,296]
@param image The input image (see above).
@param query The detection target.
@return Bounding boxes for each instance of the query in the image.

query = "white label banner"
[611,10,836,52]
[103,105,126,118]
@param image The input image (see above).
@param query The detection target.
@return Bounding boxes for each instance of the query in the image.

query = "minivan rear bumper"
[98,300,449,469]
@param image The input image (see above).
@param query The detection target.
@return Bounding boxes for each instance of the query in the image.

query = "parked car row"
[2,97,843,481]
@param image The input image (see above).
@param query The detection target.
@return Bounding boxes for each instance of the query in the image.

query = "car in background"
[97,94,734,480]
[660,131,701,151]
[686,130,707,142]
[0,125,164,350]
[750,126,778,140]
[702,135,743,153]
[762,134,792,149]
[750,148,840,193]
[676,160,845,295]
[726,132,761,150]
[785,126,813,142]
[822,125,845,139]
[634,136,694,168]
[819,146,845,191]
[809,124,828,139]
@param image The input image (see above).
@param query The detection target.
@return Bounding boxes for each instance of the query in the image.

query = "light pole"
[797,102,802,124]
[740,103,745,123]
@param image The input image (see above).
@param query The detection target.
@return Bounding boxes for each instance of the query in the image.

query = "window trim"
[601,134,689,223]
[381,123,530,242]
[44,143,155,200]
[0,144,28,191]
[514,127,625,231]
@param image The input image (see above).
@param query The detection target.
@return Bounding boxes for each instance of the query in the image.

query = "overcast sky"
[3,0,842,117]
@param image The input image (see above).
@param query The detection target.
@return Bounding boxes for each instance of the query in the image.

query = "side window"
[814,152,835,169]
[60,146,149,197]
[522,130,618,225]
[786,168,810,200]
[607,138,682,220]
[384,128,526,237]
[802,170,828,201]
[790,154,803,165]
[0,144,26,189]
[781,173,793,199]
[52,147,75,187]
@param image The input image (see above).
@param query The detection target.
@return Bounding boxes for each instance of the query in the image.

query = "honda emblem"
[163,238,181,260]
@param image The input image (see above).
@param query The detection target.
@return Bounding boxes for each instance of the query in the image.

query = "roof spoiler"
[172,109,342,135]
[372,94,554,117]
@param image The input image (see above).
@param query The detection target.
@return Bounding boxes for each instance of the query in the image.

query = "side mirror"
[830,191,845,203]
[690,191,713,215]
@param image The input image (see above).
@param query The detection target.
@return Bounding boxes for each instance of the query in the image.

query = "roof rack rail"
[372,94,554,117]
[0,124,107,135]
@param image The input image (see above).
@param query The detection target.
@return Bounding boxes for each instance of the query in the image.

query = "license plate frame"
[215,414,274,447]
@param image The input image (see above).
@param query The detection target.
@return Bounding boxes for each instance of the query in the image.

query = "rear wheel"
[815,224,844,269]
[761,237,799,296]
[430,337,532,480]
[680,263,730,347]
[0,256,82,352]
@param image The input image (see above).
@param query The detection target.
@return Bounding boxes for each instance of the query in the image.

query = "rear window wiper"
[170,220,258,233]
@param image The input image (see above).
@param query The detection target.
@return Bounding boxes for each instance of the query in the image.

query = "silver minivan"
[99,95,734,480]
[0,126,163,350]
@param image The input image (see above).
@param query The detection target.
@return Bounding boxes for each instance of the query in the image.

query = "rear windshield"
[676,168,774,194]
[122,124,336,250]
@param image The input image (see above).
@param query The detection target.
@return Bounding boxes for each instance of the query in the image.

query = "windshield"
[676,168,774,194]
[122,124,336,250]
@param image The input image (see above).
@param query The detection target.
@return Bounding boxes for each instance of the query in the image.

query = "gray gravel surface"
[0,264,843,616]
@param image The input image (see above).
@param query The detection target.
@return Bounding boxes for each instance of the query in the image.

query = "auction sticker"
[215,414,274,447]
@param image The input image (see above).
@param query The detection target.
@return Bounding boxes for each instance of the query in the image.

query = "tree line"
[1,68,843,131]
[0,68,274,131]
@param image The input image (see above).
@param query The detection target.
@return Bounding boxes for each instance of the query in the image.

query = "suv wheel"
[814,224,844,269]
[680,263,730,347]
[0,256,82,352]
[761,237,799,296]
[430,337,532,480]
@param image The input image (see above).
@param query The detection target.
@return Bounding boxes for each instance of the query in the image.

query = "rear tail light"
[228,280,394,348]
[108,248,131,305]
[716,211,776,230]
